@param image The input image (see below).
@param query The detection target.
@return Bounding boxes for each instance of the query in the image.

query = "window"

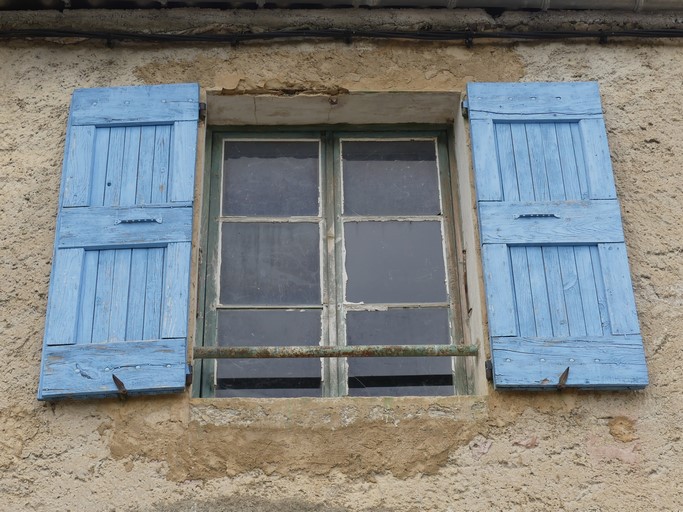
[38,82,647,401]
[196,129,470,398]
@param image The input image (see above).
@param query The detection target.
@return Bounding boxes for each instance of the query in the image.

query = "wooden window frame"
[194,125,473,398]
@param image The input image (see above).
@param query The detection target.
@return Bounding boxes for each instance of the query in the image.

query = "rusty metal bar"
[194,344,479,359]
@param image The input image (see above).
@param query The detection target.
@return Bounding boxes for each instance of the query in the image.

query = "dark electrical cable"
[1,28,683,44]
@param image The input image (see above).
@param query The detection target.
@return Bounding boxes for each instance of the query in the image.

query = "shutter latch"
[485,360,493,381]
[185,364,193,386]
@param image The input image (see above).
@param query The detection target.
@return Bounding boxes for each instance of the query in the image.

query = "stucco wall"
[1,8,682,511]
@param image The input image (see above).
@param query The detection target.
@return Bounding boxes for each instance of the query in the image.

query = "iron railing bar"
[194,344,479,359]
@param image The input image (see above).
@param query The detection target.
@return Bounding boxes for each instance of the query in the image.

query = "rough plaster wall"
[1,10,683,512]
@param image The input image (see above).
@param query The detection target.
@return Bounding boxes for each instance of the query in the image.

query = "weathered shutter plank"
[479,200,624,244]
[70,84,198,126]
[136,126,156,205]
[77,250,99,344]
[511,124,535,201]
[152,125,172,203]
[581,118,617,199]
[492,336,647,389]
[470,119,502,201]
[526,123,551,201]
[126,249,149,340]
[161,242,192,339]
[59,206,193,248]
[170,121,198,203]
[468,81,647,389]
[92,249,115,344]
[143,247,165,340]
[557,246,586,337]
[527,246,553,336]
[44,248,84,346]
[63,126,96,208]
[110,249,132,342]
[40,339,187,398]
[495,124,519,202]
[510,247,535,337]
[121,126,142,206]
[543,246,570,337]
[481,244,516,337]
[600,243,640,335]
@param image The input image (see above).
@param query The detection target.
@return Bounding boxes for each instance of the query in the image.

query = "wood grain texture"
[467,82,603,117]
[62,126,95,207]
[44,248,84,346]
[70,83,199,126]
[491,335,648,389]
[58,205,193,249]
[581,118,617,200]
[481,244,517,337]
[169,121,198,203]
[143,247,165,340]
[120,126,142,207]
[600,243,641,335]
[39,83,199,400]
[526,123,552,201]
[469,82,647,390]
[495,123,520,202]
[38,339,187,400]
[574,245,604,336]
[470,119,502,202]
[479,200,624,244]
[161,242,191,339]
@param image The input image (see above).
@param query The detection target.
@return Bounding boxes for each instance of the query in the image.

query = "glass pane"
[342,140,440,216]
[344,221,447,303]
[215,310,321,398]
[347,309,453,397]
[220,222,320,305]
[222,141,319,217]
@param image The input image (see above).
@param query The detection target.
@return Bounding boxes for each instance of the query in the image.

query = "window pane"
[215,310,321,398]
[346,309,453,397]
[222,141,319,217]
[220,223,320,305]
[342,140,440,216]
[344,221,447,303]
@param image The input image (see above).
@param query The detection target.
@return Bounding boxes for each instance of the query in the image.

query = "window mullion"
[331,132,349,397]
[320,131,340,397]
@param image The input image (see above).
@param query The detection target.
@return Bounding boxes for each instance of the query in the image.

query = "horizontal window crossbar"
[194,344,479,359]
[349,374,453,388]
[217,377,321,390]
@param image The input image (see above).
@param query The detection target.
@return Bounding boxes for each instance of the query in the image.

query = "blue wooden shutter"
[38,83,199,400]
[467,82,648,389]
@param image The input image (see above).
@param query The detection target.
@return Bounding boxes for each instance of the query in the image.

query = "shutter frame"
[38,83,199,400]
[468,81,648,390]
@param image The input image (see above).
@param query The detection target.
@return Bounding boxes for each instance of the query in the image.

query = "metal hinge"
[185,363,193,386]
[485,359,493,381]
[461,98,469,119]
[198,102,207,121]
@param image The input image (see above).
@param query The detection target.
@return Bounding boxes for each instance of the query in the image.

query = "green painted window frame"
[194,125,472,398]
